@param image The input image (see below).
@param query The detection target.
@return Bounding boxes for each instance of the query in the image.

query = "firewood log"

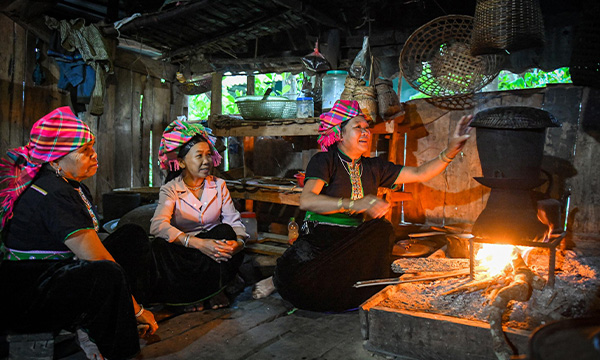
[441,276,503,296]
[391,258,469,274]
[489,253,535,360]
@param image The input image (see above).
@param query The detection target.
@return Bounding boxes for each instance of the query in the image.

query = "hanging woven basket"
[470,0,545,56]
[400,15,505,98]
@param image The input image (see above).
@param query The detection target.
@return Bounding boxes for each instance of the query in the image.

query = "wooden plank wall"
[400,84,600,235]
[89,62,181,211]
[0,15,184,214]
[0,15,68,161]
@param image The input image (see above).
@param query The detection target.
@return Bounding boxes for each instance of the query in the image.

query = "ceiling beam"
[163,8,291,61]
[271,0,347,30]
[101,0,214,37]
[0,0,57,21]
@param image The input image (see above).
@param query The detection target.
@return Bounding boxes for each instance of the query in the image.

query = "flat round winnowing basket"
[425,93,476,110]
[470,0,545,56]
[400,15,505,98]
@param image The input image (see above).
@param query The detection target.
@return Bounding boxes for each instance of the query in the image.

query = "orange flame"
[475,244,515,278]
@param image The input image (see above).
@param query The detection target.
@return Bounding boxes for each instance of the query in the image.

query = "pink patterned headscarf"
[0,107,95,230]
[317,100,362,151]
[158,120,221,171]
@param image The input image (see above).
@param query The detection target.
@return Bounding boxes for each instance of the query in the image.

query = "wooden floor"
[62,287,384,360]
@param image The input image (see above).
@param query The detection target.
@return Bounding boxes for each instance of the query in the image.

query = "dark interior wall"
[0,14,185,214]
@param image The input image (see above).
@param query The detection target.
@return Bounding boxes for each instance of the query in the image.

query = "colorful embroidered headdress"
[0,106,95,230]
[317,100,362,151]
[158,119,222,171]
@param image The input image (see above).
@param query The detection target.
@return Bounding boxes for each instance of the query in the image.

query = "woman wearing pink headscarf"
[148,119,247,312]
[0,107,156,360]
[254,100,473,312]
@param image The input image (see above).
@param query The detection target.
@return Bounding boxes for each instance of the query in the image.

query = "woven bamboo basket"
[235,96,288,120]
[425,94,476,111]
[470,0,545,56]
[352,86,377,122]
[177,77,212,95]
[400,15,505,98]
[281,100,297,119]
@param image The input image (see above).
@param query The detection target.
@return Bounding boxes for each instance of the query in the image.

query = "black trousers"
[0,259,139,360]
[273,218,395,312]
[104,223,244,305]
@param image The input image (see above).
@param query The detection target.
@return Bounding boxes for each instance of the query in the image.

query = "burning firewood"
[438,249,548,360]
[391,258,469,274]
[441,275,505,296]
[488,253,537,360]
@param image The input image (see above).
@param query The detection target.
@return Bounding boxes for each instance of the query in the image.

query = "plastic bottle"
[240,212,258,241]
[296,97,314,118]
[322,70,348,111]
[287,217,299,245]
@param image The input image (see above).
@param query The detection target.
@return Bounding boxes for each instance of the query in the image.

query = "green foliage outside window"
[188,93,211,120]
[188,72,305,120]
[408,67,572,100]
[497,67,571,90]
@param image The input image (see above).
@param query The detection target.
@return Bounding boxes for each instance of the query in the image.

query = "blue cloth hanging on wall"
[55,60,96,103]
[48,30,96,105]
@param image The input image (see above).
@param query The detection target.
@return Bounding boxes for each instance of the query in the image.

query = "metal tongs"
[353,268,469,288]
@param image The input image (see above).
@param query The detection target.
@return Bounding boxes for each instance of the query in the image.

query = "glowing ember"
[475,244,516,277]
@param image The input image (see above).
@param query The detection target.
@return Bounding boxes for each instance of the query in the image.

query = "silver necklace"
[337,153,362,177]
[185,181,205,191]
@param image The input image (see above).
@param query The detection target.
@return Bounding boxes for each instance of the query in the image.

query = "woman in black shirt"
[0,107,157,359]
[254,100,473,312]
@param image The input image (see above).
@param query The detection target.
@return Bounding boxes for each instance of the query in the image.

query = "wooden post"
[388,121,399,164]
[324,29,340,69]
[243,74,256,212]
[130,73,144,187]
[247,75,255,95]
[243,136,255,212]
[210,72,222,117]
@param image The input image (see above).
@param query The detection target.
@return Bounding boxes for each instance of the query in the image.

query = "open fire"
[474,243,517,278]
[364,243,600,360]
[361,107,600,360]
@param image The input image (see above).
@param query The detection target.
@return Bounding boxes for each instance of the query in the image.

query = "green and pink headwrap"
[317,100,362,151]
[0,106,95,230]
[158,119,221,171]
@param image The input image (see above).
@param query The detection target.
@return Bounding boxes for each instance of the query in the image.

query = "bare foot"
[252,276,275,299]
[76,328,104,360]
[207,290,230,309]
[182,302,204,313]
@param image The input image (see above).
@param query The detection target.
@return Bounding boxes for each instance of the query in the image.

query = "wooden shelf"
[210,115,404,137]
[210,115,320,137]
